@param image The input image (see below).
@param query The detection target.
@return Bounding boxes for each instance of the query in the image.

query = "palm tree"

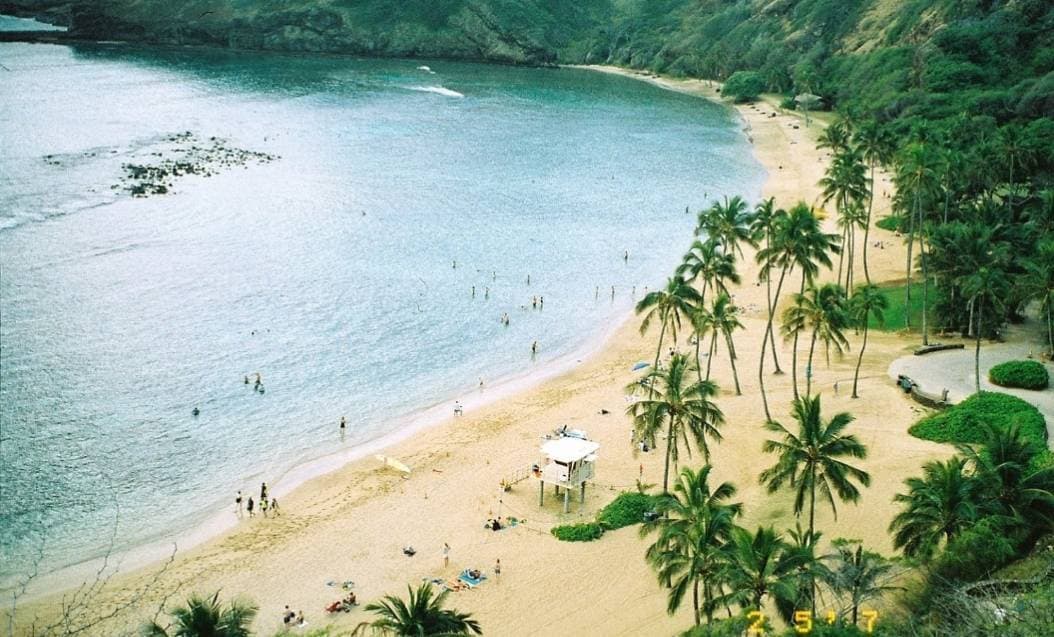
[677,238,739,301]
[848,285,888,398]
[1020,239,1054,358]
[756,203,841,419]
[957,424,1054,531]
[679,240,739,380]
[820,147,869,294]
[780,293,809,400]
[802,284,849,397]
[723,526,797,611]
[894,142,938,330]
[697,195,755,260]
[636,277,702,388]
[824,539,898,627]
[353,583,481,636]
[141,592,256,637]
[759,395,870,538]
[710,293,744,394]
[962,265,1010,391]
[643,465,742,625]
[853,121,895,284]
[778,524,830,620]
[816,120,852,154]
[889,457,977,561]
[751,198,784,373]
[626,353,724,494]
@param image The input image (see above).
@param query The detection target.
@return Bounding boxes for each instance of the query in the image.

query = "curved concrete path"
[888,335,1054,449]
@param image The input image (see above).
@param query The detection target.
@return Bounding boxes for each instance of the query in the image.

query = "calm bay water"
[0,39,764,584]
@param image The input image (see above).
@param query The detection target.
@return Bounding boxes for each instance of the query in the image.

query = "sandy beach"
[10,65,959,636]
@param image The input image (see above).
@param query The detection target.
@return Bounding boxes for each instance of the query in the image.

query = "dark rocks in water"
[117,131,279,199]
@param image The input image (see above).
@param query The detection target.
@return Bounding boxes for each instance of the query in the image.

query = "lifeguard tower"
[535,435,600,513]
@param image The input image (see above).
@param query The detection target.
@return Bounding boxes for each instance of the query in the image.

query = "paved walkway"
[888,332,1054,449]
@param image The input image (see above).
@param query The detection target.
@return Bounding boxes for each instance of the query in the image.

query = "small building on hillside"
[534,436,599,513]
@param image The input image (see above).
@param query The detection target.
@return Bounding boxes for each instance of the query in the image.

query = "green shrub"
[875,215,901,231]
[596,492,657,530]
[909,392,1048,449]
[934,517,1020,582]
[989,360,1050,390]
[723,70,765,102]
[681,616,749,636]
[550,522,603,542]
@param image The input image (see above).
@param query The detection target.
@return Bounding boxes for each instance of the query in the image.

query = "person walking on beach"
[235,490,243,516]
[260,496,269,518]
[271,497,280,516]
[260,482,268,502]
[443,542,450,567]
[495,558,501,578]
[247,496,255,517]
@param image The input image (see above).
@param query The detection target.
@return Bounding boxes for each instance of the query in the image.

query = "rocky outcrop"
[0,1,558,64]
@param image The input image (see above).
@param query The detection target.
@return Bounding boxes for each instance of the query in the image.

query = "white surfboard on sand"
[375,454,412,474]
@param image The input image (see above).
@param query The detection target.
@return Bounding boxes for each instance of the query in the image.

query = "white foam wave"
[416,65,435,74]
[408,85,464,98]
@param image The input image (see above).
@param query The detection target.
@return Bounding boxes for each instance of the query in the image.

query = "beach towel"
[458,570,487,588]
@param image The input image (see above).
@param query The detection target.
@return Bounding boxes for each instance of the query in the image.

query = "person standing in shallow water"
[339,416,346,430]
[235,490,243,516]
[260,482,268,503]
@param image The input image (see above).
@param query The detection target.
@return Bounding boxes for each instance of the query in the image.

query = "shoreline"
[5,300,637,602]
[9,63,954,637]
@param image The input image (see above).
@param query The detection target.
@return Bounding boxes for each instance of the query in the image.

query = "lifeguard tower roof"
[541,437,600,463]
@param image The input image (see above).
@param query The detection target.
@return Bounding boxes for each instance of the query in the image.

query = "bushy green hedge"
[550,522,603,542]
[934,517,1021,582]
[989,360,1050,390]
[551,491,658,542]
[875,216,902,231]
[597,492,657,530]
[723,70,765,102]
[909,392,1048,448]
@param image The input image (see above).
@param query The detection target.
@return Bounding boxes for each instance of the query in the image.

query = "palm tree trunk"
[904,193,918,329]
[806,329,819,396]
[921,233,929,346]
[705,331,717,381]
[759,266,790,420]
[695,330,703,384]
[724,331,742,395]
[847,224,855,293]
[704,583,713,623]
[1047,298,1053,358]
[791,330,800,400]
[836,224,847,291]
[974,299,983,393]
[852,323,869,398]
[808,466,817,538]
[651,320,668,398]
[765,230,783,373]
[693,580,700,626]
[862,162,874,284]
[662,420,675,494]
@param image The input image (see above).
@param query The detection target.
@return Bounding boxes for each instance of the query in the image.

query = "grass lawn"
[867,283,937,332]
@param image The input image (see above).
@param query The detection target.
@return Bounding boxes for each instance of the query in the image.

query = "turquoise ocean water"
[0,32,764,585]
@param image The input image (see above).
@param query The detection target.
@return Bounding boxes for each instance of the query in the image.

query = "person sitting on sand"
[468,569,482,580]
[283,605,295,624]
[403,545,416,556]
[491,518,503,531]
